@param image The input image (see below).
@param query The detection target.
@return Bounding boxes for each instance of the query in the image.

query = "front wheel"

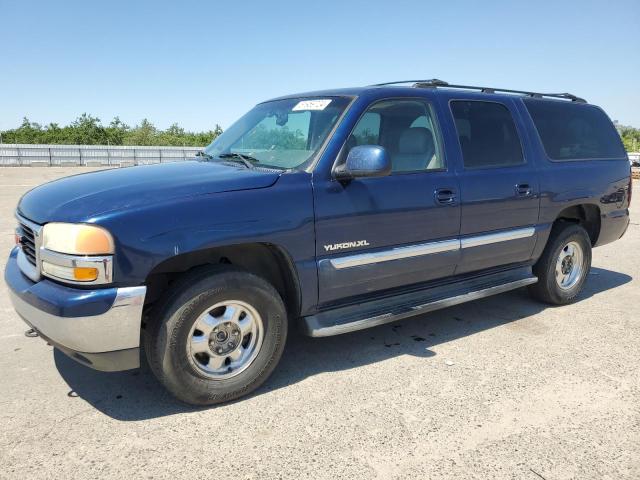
[529,223,592,305]
[144,266,288,405]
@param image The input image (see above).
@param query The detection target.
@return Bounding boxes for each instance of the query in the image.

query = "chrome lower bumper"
[9,285,146,371]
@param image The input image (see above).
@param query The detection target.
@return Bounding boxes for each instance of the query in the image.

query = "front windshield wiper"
[201,151,285,171]
[217,152,259,169]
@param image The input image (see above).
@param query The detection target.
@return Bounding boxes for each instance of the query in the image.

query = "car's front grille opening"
[19,222,37,266]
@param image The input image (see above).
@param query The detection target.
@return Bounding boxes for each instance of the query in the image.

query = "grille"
[19,222,37,266]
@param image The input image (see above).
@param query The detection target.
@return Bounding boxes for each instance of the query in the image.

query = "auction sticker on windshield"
[292,99,332,111]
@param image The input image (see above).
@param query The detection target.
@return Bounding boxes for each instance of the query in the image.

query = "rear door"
[313,98,461,305]
[447,98,540,274]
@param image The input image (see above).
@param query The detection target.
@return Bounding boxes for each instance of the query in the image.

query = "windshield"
[204,96,351,170]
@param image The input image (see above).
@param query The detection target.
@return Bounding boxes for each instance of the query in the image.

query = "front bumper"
[5,247,146,371]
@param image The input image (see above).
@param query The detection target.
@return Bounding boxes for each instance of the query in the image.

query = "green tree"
[67,113,108,145]
[241,124,306,150]
[620,127,640,152]
[42,123,63,144]
[5,117,45,143]
[0,115,223,146]
[105,116,129,145]
[123,119,158,146]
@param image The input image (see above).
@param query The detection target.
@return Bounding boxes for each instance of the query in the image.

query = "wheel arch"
[144,242,301,317]
[554,203,601,246]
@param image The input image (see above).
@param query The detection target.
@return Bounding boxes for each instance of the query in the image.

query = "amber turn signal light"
[73,267,99,281]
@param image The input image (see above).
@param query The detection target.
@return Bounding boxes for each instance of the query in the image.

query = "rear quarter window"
[524,100,626,161]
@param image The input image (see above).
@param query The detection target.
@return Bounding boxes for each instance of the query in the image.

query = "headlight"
[40,223,114,285]
[42,223,114,255]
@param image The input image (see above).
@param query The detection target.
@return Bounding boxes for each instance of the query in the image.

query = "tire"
[144,266,287,405]
[528,222,592,305]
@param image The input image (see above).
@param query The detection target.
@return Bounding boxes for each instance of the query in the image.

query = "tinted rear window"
[451,101,524,169]
[524,100,626,160]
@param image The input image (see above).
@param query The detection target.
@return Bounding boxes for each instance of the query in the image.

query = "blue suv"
[5,80,631,405]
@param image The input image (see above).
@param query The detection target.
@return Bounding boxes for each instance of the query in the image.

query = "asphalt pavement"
[0,167,638,479]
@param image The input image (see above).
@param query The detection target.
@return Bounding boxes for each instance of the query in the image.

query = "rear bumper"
[595,208,630,247]
[5,247,146,371]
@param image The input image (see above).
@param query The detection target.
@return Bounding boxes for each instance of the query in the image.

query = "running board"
[302,266,537,337]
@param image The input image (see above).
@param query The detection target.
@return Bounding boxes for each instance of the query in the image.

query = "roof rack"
[370,79,587,103]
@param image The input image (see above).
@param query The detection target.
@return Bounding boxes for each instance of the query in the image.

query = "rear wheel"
[529,223,592,305]
[144,266,287,405]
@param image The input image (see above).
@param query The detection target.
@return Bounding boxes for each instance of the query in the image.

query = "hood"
[18,161,280,224]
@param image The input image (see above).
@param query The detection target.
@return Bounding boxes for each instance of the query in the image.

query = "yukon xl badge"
[324,240,370,252]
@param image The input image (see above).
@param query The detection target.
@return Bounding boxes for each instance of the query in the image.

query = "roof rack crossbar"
[370,79,586,103]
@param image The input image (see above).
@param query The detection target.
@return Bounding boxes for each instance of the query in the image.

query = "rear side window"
[451,101,524,169]
[524,100,626,160]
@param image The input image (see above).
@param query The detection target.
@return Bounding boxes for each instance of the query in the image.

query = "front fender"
[93,172,319,312]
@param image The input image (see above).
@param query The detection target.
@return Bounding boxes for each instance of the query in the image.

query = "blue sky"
[1,0,639,131]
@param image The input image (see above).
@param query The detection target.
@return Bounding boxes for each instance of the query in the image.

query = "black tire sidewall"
[534,224,592,304]
[146,268,287,405]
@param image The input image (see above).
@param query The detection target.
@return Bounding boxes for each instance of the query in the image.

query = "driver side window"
[351,112,380,146]
[345,99,444,173]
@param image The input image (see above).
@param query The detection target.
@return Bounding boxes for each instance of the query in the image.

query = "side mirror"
[334,145,391,180]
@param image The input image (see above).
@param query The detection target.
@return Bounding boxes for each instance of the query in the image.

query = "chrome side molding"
[330,238,459,269]
[328,226,536,270]
[460,227,535,249]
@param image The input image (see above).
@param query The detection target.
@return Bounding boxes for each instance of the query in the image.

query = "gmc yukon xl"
[5,80,631,405]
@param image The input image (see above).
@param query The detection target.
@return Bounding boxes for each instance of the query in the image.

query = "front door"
[313,98,461,305]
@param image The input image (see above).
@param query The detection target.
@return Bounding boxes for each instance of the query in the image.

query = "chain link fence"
[0,144,203,166]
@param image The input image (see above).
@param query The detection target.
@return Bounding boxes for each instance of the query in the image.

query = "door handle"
[435,188,457,205]
[515,183,533,197]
